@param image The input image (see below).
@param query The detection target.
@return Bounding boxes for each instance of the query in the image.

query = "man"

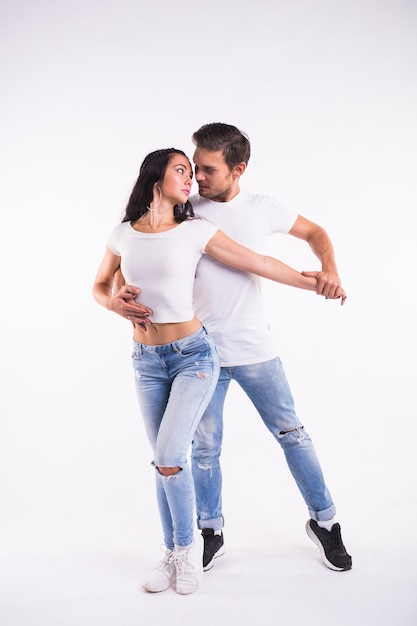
[112,123,352,573]
[190,123,351,573]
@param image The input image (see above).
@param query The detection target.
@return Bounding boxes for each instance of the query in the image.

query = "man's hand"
[302,270,347,305]
[108,284,153,329]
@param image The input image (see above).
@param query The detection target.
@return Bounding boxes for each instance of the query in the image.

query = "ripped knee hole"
[279,426,304,435]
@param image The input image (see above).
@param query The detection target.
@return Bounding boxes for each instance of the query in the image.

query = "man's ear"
[233,162,247,179]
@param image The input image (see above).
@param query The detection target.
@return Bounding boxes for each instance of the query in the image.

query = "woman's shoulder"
[176,217,218,248]
[110,220,130,233]
[107,220,131,244]
[187,216,218,233]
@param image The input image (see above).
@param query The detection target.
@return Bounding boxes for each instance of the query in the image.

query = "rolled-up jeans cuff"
[197,516,224,532]
[308,504,337,522]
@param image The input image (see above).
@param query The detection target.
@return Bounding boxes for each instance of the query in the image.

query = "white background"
[1,0,416,624]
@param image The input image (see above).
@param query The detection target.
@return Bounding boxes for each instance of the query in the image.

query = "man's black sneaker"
[306,520,352,571]
[202,529,225,571]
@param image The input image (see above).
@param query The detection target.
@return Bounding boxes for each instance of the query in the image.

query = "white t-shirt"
[108,218,218,323]
[192,190,298,366]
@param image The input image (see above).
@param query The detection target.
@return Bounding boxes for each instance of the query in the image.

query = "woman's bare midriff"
[133,315,203,345]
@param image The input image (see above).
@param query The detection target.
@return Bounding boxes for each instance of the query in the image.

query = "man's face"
[193,147,240,202]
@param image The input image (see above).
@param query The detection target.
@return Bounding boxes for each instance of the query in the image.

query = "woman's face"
[159,154,193,204]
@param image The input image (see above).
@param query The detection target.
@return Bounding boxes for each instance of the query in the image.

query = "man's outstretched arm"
[289,215,347,304]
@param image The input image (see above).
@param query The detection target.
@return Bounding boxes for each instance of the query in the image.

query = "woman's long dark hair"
[122,148,195,223]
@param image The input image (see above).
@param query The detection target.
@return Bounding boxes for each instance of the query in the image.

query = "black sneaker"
[202,529,225,571]
[306,520,352,571]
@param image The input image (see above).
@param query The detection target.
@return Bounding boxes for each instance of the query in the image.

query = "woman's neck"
[133,202,177,232]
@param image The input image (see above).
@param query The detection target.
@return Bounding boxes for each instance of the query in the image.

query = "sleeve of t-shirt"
[107,223,123,256]
[266,197,298,234]
[195,218,219,253]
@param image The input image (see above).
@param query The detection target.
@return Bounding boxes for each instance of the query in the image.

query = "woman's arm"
[92,246,123,308]
[205,230,319,292]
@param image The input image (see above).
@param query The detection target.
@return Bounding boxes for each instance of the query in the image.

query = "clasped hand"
[302,270,347,305]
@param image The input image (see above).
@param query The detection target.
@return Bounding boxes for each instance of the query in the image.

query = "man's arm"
[111,268,153,329]
[288,215,346,304]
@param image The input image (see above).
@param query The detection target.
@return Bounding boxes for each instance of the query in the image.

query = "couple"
[93,122,352,595]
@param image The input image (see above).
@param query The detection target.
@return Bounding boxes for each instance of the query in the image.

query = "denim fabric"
[132,327,220,549]
[191,357,336,530]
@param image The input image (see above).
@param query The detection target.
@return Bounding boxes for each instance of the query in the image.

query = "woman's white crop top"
[107,218,218,323]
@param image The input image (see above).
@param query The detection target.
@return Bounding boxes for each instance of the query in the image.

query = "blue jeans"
[191,357,336,531]
[132,327,220,550]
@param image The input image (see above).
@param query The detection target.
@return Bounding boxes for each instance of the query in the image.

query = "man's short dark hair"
[192,122,251,169]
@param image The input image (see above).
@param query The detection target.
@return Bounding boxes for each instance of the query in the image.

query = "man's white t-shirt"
[192,190,298,366]
[108,218,218,323]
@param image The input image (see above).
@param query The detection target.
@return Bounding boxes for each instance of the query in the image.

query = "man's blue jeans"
[132,327,220,549]
[191,357,336,531]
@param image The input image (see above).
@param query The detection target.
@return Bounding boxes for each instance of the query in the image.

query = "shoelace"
[155,549,173,570]
[159,555,171,568]
[169,552,191,574]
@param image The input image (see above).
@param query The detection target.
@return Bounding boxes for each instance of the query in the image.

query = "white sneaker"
[143,549,176,593]
[171,535,203,595]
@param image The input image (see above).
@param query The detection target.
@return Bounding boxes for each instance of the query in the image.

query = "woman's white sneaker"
[171,536,203,595]
[143,549,176,592]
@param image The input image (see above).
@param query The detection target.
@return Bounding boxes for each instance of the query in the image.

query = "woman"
[92,148,319,595]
